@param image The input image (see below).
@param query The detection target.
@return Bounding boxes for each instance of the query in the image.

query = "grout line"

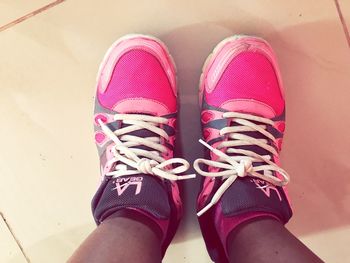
[0,0,66,32]
[334,0,350,48]
[0,212,31,263]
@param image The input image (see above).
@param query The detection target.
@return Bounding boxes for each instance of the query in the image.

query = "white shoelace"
[194,112,290,216]
[98,114,196,181]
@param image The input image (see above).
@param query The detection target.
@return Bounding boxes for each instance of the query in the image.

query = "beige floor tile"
[0,0,53,27]
[0,215,27,263]
[0,0,350,262]
[301,225,350,262]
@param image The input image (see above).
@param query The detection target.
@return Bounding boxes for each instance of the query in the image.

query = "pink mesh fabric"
[206,51,284,115]
[98,49,176,113]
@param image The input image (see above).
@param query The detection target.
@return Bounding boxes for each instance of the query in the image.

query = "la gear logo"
[250,178,282,201]
[112,177,143,196]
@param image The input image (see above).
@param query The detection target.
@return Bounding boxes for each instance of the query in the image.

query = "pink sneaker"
[91,34,194,256]
[194,35,292,262]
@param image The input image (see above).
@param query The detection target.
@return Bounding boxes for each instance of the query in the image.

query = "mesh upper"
[206,51,284,115]
[97,49,176,112]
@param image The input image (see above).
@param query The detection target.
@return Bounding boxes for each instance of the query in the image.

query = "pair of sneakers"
[92,34,292,263]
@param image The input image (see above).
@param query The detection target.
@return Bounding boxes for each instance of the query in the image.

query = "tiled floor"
[1,1,350,262]
[0,1,52,26]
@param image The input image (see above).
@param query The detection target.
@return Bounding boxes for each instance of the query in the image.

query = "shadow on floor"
[157,18,350,242]
[21,19,350,262]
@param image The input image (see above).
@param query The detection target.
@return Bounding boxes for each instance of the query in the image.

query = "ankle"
[104,209,164,244]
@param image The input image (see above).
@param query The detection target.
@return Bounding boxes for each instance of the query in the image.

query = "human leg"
[68,214,162,263]
[227,218,323,263]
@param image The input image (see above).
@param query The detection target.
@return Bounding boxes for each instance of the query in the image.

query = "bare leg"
[68,214,162,263]
[228,218,323,263]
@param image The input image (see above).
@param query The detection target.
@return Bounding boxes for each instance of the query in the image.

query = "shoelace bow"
[98,114,196,181]
[194,112,290,216]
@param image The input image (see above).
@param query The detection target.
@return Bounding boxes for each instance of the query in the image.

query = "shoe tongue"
[123,118,161,152]
[212,102,292,230]
[218,99,275,158]
[220,99,276,118]
[227,126,271,158]
[108,115,163,171]
[221,103,275,159]
[92,171,172,225]
[217,175,293,223]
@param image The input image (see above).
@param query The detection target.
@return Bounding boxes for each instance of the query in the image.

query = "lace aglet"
[196,202,214,217]
[177,174,196,180]
[198,139,228,159]
[199,139,211,149]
